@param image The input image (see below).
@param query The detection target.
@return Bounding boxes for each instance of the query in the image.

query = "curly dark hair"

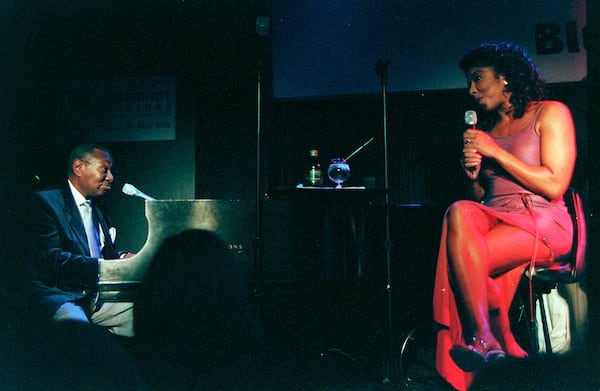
[459,42,548,118]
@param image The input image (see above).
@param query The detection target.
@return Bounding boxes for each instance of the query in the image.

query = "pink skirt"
[433,194,572,390]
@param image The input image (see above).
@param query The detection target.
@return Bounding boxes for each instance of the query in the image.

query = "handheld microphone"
[464,110,478,172]
[122,183,156,201]
[464,110,477,129]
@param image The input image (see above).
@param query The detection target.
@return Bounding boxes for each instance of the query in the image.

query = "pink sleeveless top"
[482,118,541,198]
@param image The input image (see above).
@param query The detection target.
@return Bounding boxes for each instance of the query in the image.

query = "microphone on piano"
[122,183,156,201]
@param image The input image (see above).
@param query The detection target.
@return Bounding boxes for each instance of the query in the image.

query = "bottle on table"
[305,149,323,186]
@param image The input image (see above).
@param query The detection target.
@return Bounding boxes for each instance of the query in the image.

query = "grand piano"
[98,199,255,302]
[99,189,383,301]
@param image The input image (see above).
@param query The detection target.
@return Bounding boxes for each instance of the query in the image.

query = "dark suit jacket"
[26,181,119,318]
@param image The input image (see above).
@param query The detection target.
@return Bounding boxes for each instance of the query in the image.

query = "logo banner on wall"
[56,75,176,142]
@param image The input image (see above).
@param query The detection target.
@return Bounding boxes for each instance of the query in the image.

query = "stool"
[527,187,587,354]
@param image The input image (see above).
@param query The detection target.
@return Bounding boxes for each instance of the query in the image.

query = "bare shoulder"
[534,100,574,135]
[538,100,572,118]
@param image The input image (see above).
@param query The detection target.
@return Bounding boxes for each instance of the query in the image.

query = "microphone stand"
[253,14,270,319]
[375,59,396,384]
[254,65,265,304]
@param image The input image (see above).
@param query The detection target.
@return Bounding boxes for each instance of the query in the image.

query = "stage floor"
[128,281,600,391]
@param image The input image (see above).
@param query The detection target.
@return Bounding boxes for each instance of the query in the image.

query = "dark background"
[0,1,598,387]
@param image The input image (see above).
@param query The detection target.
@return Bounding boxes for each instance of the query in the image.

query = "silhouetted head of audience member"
[134,229,261,352]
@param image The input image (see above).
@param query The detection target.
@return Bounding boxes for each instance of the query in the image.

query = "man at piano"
[25,143,135,337]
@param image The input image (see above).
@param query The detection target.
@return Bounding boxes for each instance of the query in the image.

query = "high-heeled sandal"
[449,337,506,372]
